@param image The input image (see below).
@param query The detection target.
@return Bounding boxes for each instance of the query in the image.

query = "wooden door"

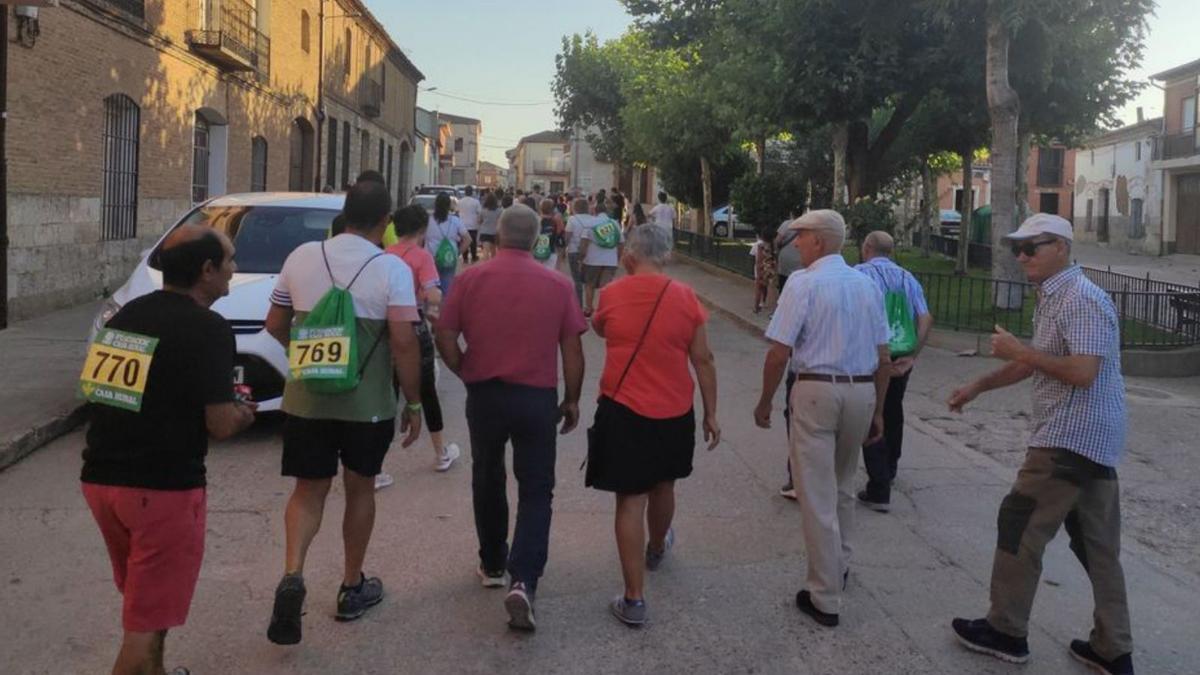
[1098,188,1110,243]
[1178,174,1200,254]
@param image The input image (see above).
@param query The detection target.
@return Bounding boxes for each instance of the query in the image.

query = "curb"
[0,405,87,473]
[672,254,770,340]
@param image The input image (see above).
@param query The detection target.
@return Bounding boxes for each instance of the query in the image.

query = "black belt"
[794,373,874,384]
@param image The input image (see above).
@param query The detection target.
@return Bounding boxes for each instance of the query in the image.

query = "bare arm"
[867,344,891,443]
[205,401,256,441]
[435,327,463,376]
[754,340,792,428]
[948,360,1035,412]
[388,317,423,448]
[990,325,1100,388]
[578,239,590,260]
[689,324,721,449]
[265,303,293,347]
[914,312,934,357]
[558,333,585,434]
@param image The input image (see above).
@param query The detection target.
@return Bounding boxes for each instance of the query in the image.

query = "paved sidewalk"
[1072,241,1200,288]
[0,301,98,471]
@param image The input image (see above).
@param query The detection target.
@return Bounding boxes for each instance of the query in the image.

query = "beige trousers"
[788,380,876,614]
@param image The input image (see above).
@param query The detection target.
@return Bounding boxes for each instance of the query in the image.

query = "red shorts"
[82,483,206,632]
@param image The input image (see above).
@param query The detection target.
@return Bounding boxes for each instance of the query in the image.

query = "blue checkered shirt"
[1029,266,1126,467]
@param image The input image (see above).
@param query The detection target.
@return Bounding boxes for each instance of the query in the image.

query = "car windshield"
[155,205,338,274]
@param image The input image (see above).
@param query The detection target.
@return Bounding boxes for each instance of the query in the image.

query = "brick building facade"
[3,0,421,322]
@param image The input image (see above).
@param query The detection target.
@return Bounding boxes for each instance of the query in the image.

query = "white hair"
[625,224,673,266]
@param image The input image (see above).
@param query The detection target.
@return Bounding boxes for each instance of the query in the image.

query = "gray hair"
[625,224,673,267]
[498,204,539,251]
[863,230,894,255]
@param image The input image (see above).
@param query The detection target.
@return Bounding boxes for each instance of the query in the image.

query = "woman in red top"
[382,204,461,479]
[589,224,721,627]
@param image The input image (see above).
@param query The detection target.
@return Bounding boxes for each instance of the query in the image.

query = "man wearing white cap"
[754,209,891,628]
[947,213,1133,674]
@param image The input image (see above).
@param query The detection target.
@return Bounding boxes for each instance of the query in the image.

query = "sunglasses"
[1009,238,1058,258]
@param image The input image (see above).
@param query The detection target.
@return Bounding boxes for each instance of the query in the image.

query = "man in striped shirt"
[854,231,934,512]
[947,214,1133,674]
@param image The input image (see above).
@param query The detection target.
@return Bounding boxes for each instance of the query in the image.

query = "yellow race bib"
[288,326,352,379]
[79,328,159,412]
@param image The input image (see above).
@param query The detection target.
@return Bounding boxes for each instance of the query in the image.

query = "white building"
[1073,116,1163,255]
[513,130,571,193]
[438,112,481,186]
[411,107,441,190]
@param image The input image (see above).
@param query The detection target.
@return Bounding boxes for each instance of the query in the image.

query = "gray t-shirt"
[479,207,502,236]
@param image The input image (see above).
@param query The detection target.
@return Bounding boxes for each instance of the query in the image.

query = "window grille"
[101,94,140,241]
[326,117,338,190]
[192,114,211,203]
[251,136,268,191]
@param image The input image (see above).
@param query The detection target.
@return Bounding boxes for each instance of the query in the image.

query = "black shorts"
[585,396,695,495]
[281,416,395,479]
[479,233,497,244]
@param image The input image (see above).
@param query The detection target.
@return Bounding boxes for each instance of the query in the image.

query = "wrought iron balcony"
[186,0,269,76]
[531,159,570,175]
[359,80,383,118]
[1155,132,1200,161]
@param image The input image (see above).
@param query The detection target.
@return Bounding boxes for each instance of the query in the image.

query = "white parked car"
[712,204,756,238]
[409,193,458,213]
[91,192,345,412]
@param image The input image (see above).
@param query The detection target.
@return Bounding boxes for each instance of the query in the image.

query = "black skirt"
[586,396,695,494]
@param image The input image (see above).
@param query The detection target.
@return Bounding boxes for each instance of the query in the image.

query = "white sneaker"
[374,472,395,490]
[435,443,461,472]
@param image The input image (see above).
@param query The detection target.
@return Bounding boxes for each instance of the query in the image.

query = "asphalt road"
[2,311,1196,674]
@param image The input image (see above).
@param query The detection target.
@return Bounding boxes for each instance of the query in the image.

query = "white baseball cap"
[1003,213,1074,241]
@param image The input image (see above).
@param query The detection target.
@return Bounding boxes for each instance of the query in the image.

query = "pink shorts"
[82,483,206,632]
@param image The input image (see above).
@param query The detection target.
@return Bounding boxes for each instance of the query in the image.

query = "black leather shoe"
[951,617,1029,664]
[1070,640,1134,675]
[795,590,838,627]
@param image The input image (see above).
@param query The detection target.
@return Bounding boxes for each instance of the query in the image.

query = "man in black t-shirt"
[81,224,255,675]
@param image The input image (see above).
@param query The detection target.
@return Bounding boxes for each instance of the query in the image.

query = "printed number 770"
[90,351,127,382]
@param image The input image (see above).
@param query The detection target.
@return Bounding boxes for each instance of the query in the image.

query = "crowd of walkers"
[77,166,1135,675]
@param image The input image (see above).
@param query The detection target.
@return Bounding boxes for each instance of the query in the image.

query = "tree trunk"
[832,123,848,206]
[1015,128,1033,223]
[921,159,935,257]
[958,151,973,275]
[755,133,767,176]
[845,121,872,202]
[700,155,713,237]
[986,3,1023,308]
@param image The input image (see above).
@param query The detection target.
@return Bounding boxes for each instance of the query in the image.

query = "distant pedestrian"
[81,224,256,675]
[754,209,890,628]
[648,192,676,232]
[948,214,1133,673]
[385,204,461,476]
[435,204,587,632]
[426,192,469,298]
[752,230,777,314]
[478,192,502,261]
[565,197,592,305]
[264,180,423,645]
[854,231,933,512]
[773,218,803,500]
[588,225,720,627]
[458,186,482,264]
[579,200,625,317]
[536,199,561,270]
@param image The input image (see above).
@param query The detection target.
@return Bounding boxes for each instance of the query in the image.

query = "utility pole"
[1,8,9,329]
[313,0,325,191]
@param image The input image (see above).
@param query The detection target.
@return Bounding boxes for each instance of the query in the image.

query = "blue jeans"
[465,381,558,592]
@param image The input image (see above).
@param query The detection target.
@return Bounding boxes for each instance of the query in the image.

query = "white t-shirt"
[457,196,482,230]
[425,215,467,260]
[270,234,417,319]
[581,216,624,267]
[649,203,676,229]
[565,214,597,254]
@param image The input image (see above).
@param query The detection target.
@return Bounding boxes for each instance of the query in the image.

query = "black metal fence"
[672,229,1200,350]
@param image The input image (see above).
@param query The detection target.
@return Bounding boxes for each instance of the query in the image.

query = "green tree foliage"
[730,171,807,234]
[656,145,753,209]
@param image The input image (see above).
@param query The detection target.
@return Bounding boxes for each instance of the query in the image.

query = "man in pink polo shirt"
[436,204,587,632]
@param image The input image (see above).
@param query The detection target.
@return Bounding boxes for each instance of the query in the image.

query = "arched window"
[300,11,310,53]
[101,94,140,241]
[344,28,352,77]
[251,136,268,192]
[192,113,211,203]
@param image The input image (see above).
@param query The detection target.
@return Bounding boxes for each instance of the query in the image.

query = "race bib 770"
[79,328,159,412]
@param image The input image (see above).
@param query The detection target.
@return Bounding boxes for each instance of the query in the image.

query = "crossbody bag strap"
[612,279,673,398]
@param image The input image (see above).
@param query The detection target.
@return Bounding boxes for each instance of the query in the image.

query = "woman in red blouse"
[589,224,721,627]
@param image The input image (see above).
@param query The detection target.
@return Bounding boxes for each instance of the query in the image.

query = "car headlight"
[92,297,122,335]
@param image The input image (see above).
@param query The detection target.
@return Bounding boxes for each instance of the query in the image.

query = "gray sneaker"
[335,575,384,621]
[504,582,536,631]
[645,527,675,571]
[610,595,648,626]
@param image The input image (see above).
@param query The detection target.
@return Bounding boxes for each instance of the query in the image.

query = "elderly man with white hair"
[436,204,587,632]
[754,209,891,628]
[948,214,1133,673]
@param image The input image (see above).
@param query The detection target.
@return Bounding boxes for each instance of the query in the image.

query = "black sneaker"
[856,490,890,513]
[795,590,839,627]
[335,574,384,621]
[951,617,1030,664]
[505,581,536,631]
[267,574,306,645]
[1069,640,1134,675]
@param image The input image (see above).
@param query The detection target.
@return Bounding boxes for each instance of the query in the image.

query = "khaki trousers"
[987,447,1133,660]
[788,380,876,614]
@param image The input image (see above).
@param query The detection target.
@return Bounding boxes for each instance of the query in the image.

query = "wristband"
[405,402,423,413]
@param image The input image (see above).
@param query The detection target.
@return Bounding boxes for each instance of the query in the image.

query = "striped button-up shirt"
[855,257,930,320]
[1029,265,1126,467]
[766,254,890,376]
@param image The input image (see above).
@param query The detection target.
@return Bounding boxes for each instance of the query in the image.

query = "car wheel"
[714,222,728,237]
